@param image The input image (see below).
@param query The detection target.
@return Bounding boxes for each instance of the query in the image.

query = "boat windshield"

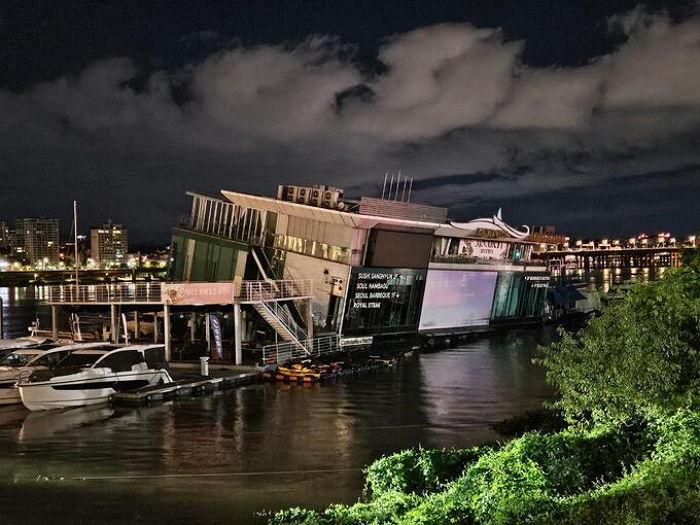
[56,353,103,368]
[0,352,36,367]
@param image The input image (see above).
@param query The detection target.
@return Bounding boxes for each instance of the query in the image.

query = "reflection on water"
[571,266,667,293]
[1,286,51,338]
[0,327,554,524]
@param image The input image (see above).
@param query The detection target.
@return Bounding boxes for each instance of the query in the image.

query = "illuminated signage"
[351,271,403,309]
[458,239,509,260]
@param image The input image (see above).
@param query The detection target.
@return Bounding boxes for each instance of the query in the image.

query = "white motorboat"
[0,342,115,406]
[19,344,173,411]
[0,337,55,358]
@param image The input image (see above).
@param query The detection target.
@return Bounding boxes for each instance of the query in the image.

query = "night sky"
[2,0,699,244]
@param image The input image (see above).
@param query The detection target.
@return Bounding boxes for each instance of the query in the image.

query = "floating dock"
[111,367,260,407]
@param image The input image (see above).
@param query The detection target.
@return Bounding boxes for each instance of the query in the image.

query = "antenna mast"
[73,200,79,285]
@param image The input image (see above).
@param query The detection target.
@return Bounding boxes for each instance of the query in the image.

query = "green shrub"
[269,413,696,525]
[539,255,700,424]
[490,408,567,438]
[365,447,488,496]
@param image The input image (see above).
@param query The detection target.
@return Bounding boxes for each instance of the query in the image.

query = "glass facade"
[275,234,350,264]
[419,270,498,330]
[342,267,426,336]
[490,272,549,320]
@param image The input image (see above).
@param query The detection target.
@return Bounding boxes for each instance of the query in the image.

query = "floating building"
[168,183,550,349]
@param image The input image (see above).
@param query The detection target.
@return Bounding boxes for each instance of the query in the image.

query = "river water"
[0,287,555,524]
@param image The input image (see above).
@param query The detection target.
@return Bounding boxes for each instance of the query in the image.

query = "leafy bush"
[270,419,675,525]
[539,254,700,424]
[490,408,567,438]
[365,447,488,496]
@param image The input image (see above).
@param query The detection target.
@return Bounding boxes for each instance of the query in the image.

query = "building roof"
[213,190,539,243]
[220,190,443,231]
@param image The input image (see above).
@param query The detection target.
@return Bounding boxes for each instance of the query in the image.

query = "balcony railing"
[48,279,314,305]
[48,283,163,304]
[262,335,339,365]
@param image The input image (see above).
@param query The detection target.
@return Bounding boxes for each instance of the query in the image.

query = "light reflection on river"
[0,323,555,524]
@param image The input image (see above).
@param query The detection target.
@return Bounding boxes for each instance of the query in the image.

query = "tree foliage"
[539,253,700,423]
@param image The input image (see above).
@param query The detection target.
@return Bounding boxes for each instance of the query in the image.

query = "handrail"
[48,282,163,304]
[47,279,314,304]
[262,335,339,365]
[257,288,308,344]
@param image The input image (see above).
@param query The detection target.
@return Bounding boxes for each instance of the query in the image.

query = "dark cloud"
[1,5,700,242]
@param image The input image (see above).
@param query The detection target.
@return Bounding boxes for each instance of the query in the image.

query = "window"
[98,351,145,373]
[491,272,548,320]
[58,353,104,368]
[31,351,71,367]
[144,347,166,369]
[0,353,36,366]
[342,268,427,336]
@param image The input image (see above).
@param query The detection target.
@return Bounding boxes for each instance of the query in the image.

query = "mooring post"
[163,304,171,362]
[51,306,58,341]
[110,304,118,343]
[233,303,242,365]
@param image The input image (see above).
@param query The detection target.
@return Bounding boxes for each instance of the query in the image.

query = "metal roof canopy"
[220,190,444,231]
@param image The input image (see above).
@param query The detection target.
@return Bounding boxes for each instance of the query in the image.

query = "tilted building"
[169,184,550,348]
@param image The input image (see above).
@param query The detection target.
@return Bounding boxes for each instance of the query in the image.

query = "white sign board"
[458,239,509,260]
[161,283,235,305]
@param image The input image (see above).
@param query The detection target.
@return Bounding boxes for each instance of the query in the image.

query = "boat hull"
[19,370,171,411]
[0,382,20,405]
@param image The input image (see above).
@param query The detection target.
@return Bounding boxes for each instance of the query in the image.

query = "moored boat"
[0,342,115,405]
[262,362,343,383]
[0,337,55,358]
[19,344,173,411]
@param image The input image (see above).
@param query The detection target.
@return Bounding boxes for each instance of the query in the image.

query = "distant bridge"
[536,246,683,270]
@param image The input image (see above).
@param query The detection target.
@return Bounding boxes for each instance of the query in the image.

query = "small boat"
[18,344,173,411]
[0,342,114,406]
[261,362,344,383]
[261,363,321,383]
[0,337,55,358]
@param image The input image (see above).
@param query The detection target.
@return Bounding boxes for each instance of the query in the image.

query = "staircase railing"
[241,280,313,302]
[256,288,309,345]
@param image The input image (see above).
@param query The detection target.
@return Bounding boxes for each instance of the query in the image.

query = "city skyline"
[2,1,699,242]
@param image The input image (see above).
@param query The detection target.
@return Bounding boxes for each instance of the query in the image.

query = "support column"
[164,304,171,362]
[205,313,211,354]
[189,312,196,342]
[110,304,118,343]
[133,311,140,340]
[153,311,159,342]
[233,303,242,365]
[51,306,59,341]
[305,298,314,341]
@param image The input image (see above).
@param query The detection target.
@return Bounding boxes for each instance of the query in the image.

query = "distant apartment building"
[90,221,128,265]
[15,217,60,265]
[0,220,10,251]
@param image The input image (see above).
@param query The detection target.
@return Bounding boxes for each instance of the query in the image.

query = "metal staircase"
[252,288,309,354]
[250,246,311,352]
